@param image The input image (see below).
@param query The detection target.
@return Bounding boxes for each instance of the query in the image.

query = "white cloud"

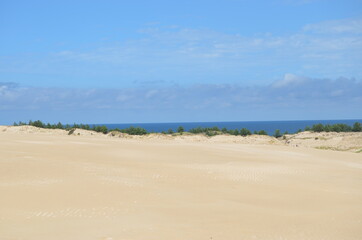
[272,74,307,88]
[145,89,158,99]
[0,82,20,102]
[1,18,362,87]
[1,76,361,111]
[47,18,362,82]
[1,76,361,122]
[303,19,362,34]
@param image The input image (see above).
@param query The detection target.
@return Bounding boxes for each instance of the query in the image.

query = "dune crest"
[2,125,361,152]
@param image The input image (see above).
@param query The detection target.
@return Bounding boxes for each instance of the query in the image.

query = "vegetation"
[14,120,108,134]
[177,126,184,134]
[189,126,220,134]
[256,130,268,135]
[240,128,252,136]
[93,125,108,134]
[13,120,362,137]
[352,122,362,132]
[273,129,282,138]
[118,126,147,135]
[304,122,362,133]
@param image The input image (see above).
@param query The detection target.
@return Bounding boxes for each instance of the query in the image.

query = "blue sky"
[1,0,361,124]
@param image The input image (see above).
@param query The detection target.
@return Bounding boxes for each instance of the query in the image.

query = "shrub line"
[13,120,362,137]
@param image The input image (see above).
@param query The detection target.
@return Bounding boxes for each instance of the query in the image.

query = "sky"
[0,0,362,124]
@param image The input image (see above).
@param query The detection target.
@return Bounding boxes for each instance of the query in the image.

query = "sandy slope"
[0,127,362,240]
[283,131,362,153]
[2,125,361,152]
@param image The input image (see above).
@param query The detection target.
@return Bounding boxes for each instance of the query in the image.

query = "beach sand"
[1,126,362,240]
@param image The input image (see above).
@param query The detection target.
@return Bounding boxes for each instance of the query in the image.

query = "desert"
[0,125,362,240]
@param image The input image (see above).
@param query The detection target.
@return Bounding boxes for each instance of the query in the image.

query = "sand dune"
[2,125,362,152]
[283,131,362,152]
[0,126,362,239]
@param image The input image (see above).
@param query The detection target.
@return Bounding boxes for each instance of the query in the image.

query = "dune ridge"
[1,125,362,152]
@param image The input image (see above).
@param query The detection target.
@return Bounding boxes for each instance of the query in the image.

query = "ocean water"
[96,119,362,135]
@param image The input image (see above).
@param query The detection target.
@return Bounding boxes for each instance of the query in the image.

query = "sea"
[94,119,362,135]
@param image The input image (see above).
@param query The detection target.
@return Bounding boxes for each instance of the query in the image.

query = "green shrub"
[189,127,203,134]
[229,129,239,136]
[177,126,184,134]
[330,124,351,132]
[56,122,63,129]
[240,128,251,136]
[31,120,45,128]
[92,125,109,134]
[257,130,268,135]
[273,129,282,138]
[211,126,220,131]
[312,124,324,132]
[120,126,147,135]
[188,126,220,136]
[352,122,362,132]
[205,130,218,137]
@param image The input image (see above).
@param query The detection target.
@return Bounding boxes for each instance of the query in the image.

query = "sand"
[283,131,362,153]
[1,126,362,240]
